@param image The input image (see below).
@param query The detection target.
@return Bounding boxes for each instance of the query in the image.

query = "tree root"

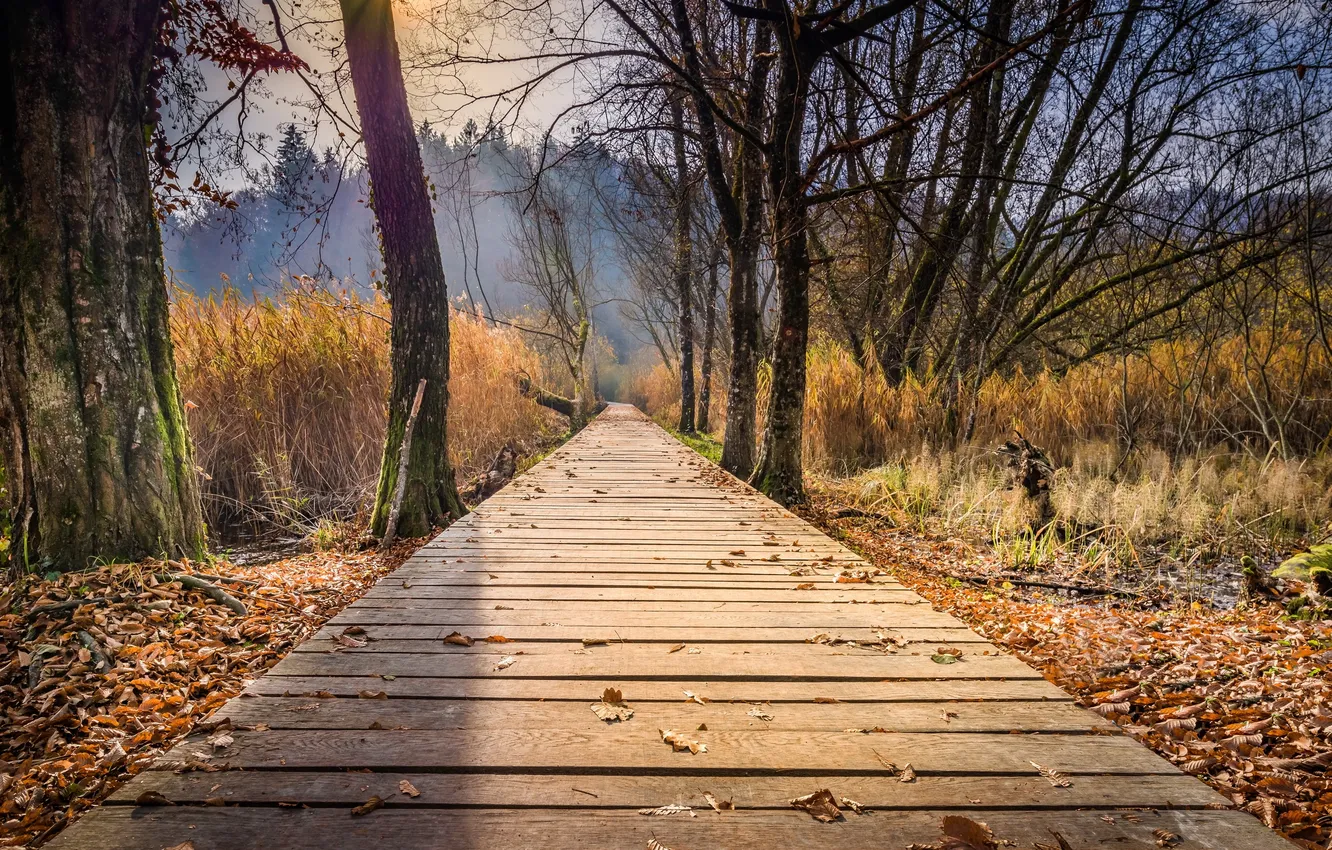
[162,573,247,616]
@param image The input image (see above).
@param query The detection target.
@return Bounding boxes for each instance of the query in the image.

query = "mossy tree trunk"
[671,95,696,434]
[340,0,464,537]
[0,0,206,572]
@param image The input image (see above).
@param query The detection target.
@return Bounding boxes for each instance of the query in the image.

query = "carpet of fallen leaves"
[803,498,1332,848]
[0,540,421,846]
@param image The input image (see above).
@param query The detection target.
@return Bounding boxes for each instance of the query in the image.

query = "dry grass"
[621,353,726,433]
[634,333,1332,568]
[172,285,559,532]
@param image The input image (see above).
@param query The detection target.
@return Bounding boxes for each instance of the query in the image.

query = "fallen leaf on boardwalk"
[660,729,707,754]
[483,635,511,643]
[931,653,960,664]
[443,631,474,647]
[1153,830,1181,847]
[398,780,420,798]
[358,690,388,699]
[900,763,917,782]
[813,696,840,704]
[1030,761,1072,787]
[647,839,677,850]
[639,803,694,816]
[336,634,367,648]
[682,690,710,705]
[668,643,686,653]
[135,790,175,806]
[789,789,841,822]
[591,688,634,722]
[940,815,997,849]
[837,568,882,583]
[844,727,889,733]
[729,550,746,555]
[582,637,610,646]
[703,791,734,812]
[351,796,384,816]
[494,656,518,671]
[839,796,868,814]
[747,707,774,721]
[162,843,196,850]
[686,647,701,654]
[341,626,367,636]
[795,583,816,590]
[206,733,234,751]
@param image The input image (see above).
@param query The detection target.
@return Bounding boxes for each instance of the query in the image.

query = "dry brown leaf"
[682,690,710,705]
[494,655,518,671]
[660,729,707,754]
[1153,829,1181,848]
[135,790,175,806]
[591,687,634,722]
[358,690,388,699]
[747,706,774,721]
[940,815,997,849]
[638,803,694,816]
[443,631,474,647]
[351,795,384,816]
[900,763,917,782]
[702,791,734,813]
[789,788,841,822]
[1030,760,1072,788]
[839,796,868,814]
[399,780,420,798]
[668,643,686,653]
[582,637,610,646]
[813,696,840,704]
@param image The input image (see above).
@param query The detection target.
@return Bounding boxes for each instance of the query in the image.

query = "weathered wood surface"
[48,405,1288,850]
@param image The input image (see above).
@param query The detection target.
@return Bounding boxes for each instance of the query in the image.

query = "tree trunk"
[671,96,695,434]
[340,0,463,537]
[696,248,720,433]
[749,20,813,506]
[0,0,206,572]
[721,249,760,475]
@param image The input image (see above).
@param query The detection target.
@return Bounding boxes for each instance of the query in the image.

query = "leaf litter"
[820,499,1332,847]
[0,543,416,846]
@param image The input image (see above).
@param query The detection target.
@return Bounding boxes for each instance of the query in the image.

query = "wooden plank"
[109,770,1222,809]
[211,696,1113,733]
[266,650,1035,680]
[295,636,995,653]
[327,609,963,628]
[310,624,985,643]
[153,729,1179,774]
[244,676,1075,702]
[46,806,1292,850]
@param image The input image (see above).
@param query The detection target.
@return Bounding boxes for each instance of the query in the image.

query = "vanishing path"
[51,405,1288,848]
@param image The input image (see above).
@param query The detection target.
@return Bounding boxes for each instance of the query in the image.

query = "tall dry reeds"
[632,332,1332,563]
[172,286,558,532]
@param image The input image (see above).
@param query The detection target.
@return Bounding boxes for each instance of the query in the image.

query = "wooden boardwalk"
[50,405,1290,849]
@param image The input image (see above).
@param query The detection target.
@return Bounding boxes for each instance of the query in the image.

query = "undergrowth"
[172,284,562,536]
